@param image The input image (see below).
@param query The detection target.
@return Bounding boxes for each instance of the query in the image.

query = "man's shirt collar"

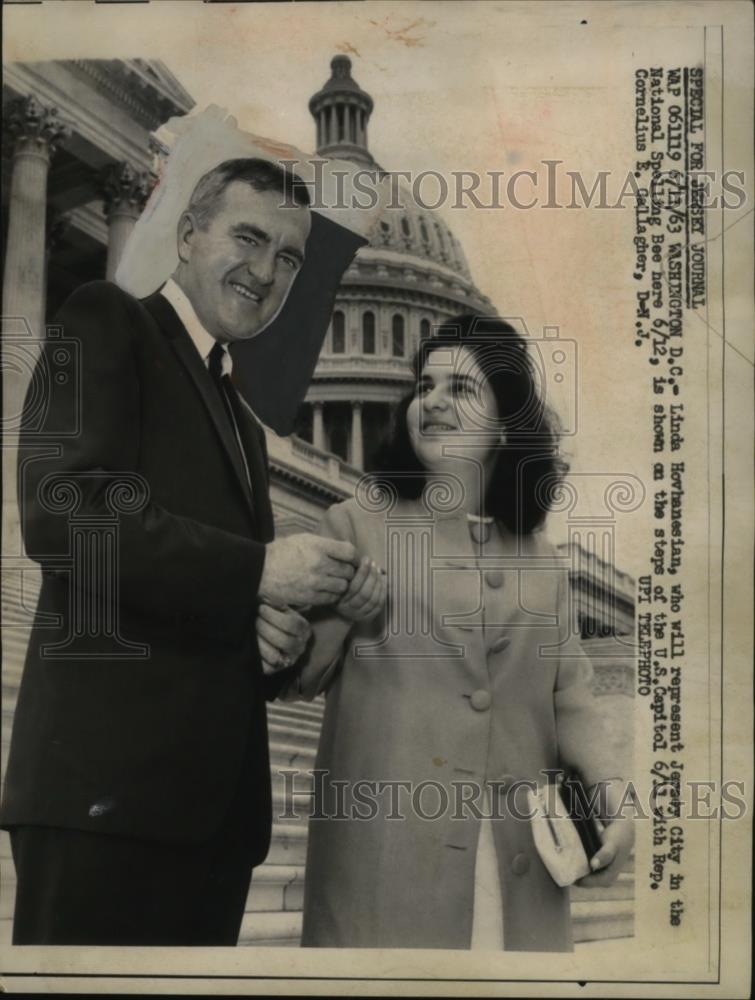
[161,278,232,377]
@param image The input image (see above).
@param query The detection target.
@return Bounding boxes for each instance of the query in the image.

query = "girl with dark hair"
[374,314,567,534]
[282,314,633,951]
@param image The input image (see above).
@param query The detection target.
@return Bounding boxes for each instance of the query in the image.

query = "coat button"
[489,635,510,654]
[470,689,492,711]
[485,570,504,589]
[469,521,490,545]
[511,852,530,875]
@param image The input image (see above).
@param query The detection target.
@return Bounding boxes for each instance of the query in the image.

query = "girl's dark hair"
[372,313,569,535]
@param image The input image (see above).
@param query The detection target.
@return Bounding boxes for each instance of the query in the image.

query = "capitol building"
[1,54,635,947]
[296,56,492,474]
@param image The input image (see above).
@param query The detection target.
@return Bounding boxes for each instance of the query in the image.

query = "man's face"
[177,181,311,342]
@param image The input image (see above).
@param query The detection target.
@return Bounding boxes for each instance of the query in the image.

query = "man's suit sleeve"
[18,282,266,646]
[274,501,355,702]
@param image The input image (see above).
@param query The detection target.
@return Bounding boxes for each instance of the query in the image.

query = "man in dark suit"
[1,158,359,945]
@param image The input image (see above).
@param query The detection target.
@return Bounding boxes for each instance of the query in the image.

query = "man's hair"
[187,158,310,228]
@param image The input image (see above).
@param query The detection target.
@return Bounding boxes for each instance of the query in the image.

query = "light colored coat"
[286,496,618,951]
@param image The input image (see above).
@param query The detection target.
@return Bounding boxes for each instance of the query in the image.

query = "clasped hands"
[255,533,386,676]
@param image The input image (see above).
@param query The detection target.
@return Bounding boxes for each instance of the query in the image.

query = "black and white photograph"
[0,1,752,995]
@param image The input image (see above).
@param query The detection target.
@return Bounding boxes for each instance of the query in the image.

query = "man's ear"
[177,211,197,264]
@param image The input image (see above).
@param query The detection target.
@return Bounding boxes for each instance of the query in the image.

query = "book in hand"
[526,770,604,887]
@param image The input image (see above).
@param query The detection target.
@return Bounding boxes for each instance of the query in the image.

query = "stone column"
[328,105,336,145]
[3,95,69,340]
[2,95,70,556]
[312,402,326,451]
[350,401,364,469]
[103,161,153,280]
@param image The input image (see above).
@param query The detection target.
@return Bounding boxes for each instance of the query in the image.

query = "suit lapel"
[142,292,256,520]
[226,384,275,543]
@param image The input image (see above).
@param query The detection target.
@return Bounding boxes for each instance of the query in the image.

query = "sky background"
[5,0,751,579]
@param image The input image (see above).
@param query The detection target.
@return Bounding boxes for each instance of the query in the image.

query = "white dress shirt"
[160,278,233,377]
[161,278,252,490]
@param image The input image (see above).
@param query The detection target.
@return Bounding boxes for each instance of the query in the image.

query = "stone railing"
[313,355,414,381]
[266,432,361,500]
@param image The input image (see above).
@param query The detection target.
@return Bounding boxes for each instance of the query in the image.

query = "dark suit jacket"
[1,280,285,858]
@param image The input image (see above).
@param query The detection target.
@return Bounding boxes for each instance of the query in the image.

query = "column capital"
[102,160,154,220]
[4,94,70,155]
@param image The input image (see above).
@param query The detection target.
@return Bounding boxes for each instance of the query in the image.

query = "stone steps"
[246,864,305,913]
[267,720,322,748]
[264,822,309,867]
[269,740,318,771]
[571,871,635,902]
[239,909,302,947]
[572,898,634,942]
[268,701,325,726]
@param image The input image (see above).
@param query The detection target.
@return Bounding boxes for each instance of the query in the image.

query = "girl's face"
[406,345,500,473]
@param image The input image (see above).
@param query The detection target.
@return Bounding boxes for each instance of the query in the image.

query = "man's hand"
[336,556,387,623]
[259,534,358,607]
[256,603,311,676]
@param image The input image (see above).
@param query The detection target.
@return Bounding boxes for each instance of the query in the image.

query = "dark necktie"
[208,340,226,388]
[208,341,253,492]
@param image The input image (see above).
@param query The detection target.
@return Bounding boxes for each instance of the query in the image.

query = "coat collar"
[394,497,551,561]
[159,278,232,377]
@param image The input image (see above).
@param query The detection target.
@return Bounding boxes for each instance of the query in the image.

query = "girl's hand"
[336,555,387,623]
[256,602,311,675]
[576,815,635,888]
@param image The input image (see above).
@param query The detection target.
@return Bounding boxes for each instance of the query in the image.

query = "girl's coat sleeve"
[552,569,622,788]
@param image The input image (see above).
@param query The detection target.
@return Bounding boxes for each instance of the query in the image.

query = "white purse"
[526,777,603,888]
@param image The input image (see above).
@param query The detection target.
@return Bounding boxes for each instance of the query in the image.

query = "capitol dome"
[368,188,474,282]
[298,56,492,470]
